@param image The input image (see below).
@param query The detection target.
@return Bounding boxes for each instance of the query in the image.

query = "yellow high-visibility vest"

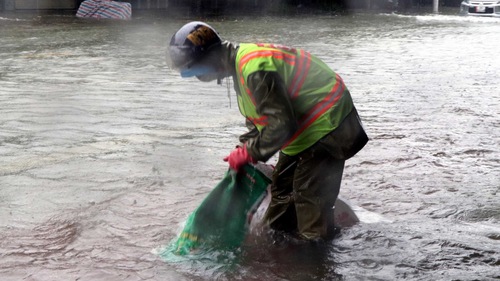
[235,43,354,156]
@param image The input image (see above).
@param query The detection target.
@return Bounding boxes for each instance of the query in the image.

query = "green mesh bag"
[172,164,271,255]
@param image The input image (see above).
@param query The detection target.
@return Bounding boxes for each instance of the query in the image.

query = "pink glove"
[223,144,255,171]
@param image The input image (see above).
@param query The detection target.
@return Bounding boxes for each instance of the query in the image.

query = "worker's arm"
[243,71,298,162]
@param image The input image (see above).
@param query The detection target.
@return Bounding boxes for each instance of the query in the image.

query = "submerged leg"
[293,144,345,240]
[263,152,298,233]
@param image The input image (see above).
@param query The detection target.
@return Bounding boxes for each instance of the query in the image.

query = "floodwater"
[1,10,499,281]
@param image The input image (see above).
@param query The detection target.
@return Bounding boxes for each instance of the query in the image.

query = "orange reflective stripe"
[288,49,311,99]
[247,116,268,126]
[282,74,345,148]
[239,50,296,72]
[239,49,296,105]
[256,43,297,53]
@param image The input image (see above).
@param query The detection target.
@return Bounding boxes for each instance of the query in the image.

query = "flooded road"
[1,11,499,281]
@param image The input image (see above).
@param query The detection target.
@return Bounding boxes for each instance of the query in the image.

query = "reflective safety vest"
[235,43,354,156]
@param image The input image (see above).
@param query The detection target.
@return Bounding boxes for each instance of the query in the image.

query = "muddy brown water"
[0,11,499,281]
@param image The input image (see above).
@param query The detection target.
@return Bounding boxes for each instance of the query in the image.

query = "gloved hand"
[223,144,255,171]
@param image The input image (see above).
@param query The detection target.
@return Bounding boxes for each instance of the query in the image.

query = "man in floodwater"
[168,21,368,242]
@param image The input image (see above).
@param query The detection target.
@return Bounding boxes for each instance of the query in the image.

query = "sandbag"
[172,164,271,255]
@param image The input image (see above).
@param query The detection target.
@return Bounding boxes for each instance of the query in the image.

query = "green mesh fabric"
[172,164,271,255]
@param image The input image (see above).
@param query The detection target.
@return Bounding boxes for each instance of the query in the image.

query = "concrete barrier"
[13,0,76,9]
[3,0,16,10]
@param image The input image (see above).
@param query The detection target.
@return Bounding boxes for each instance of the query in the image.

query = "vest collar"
[220,40,239,78]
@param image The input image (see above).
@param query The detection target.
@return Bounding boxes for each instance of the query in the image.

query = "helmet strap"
[226,76,231,109]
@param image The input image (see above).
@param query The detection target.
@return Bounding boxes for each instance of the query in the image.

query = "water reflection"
[1,12,499,281]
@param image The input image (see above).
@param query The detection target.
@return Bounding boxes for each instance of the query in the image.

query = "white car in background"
[460,0,500,17]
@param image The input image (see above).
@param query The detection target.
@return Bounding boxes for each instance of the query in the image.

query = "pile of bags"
[76,0,132,20]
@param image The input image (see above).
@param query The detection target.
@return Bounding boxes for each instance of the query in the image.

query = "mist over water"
[1,12,499,281]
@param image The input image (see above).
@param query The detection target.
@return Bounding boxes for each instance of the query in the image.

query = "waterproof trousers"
[263,142,345,240]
